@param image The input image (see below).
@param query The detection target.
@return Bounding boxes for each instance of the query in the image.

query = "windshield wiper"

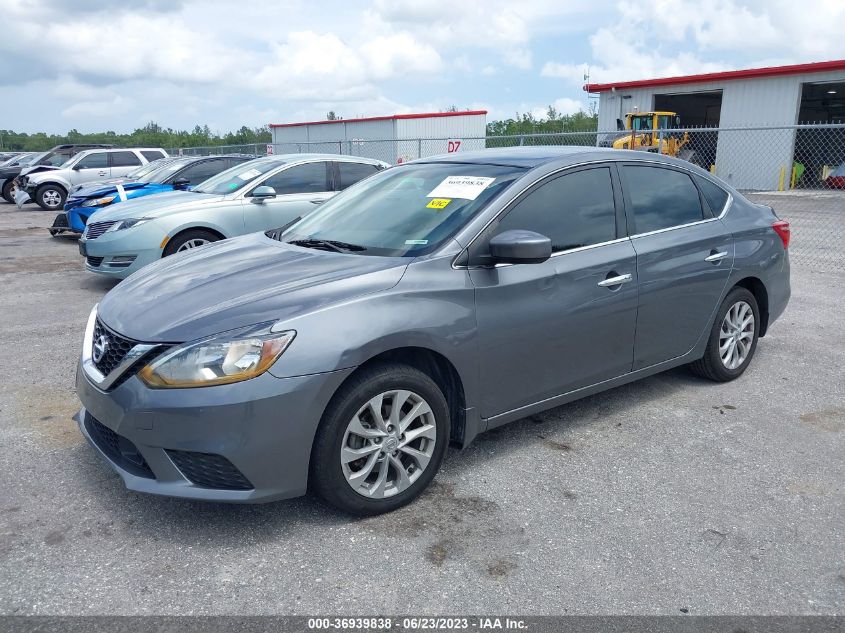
[287,238,367,253]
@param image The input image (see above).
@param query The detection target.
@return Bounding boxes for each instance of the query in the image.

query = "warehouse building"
[269,110,487,165]
[586,59,845,190]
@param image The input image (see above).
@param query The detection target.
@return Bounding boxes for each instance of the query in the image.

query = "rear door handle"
[705,251,729,262]
[597,273,633,288]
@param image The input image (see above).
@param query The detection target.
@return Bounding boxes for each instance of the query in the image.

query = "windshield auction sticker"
[426,198,451,209]
[237,168,262,180]
[427,176,494,200]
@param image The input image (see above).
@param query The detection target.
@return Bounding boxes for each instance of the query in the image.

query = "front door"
[70,152,111,186]
[242,161,334,233]
[469,165,639,419]
[619,163,734,370]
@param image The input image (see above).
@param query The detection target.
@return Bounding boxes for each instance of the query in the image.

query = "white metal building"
[269,110,487,165]
[586,60,845,190]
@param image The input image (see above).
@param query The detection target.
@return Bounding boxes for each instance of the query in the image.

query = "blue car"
[50,155,253,236]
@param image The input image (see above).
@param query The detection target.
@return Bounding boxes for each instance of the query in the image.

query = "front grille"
[51,213,69,228]
[86,255,104,267]
[84,415,154,479]
[92,318,136,376]
[166,450,254,490]
[86,220,116,239]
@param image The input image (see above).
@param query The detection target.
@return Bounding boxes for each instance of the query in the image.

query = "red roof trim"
[584,59,845,93]
[269,110,488,128]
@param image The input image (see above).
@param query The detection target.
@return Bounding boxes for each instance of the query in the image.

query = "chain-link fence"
[169,124,844,269]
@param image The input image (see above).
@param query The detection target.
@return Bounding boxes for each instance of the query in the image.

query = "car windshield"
[281,162,527,257]
[139,158,193,183]
[23,151,49,166]
[0,154,24,167]
[192,158,286,195]
[128,159,174,181]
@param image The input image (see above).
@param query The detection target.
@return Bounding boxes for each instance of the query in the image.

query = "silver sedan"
[78,154,388,278]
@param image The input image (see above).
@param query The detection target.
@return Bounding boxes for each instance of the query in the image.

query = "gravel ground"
[0,195,842,616]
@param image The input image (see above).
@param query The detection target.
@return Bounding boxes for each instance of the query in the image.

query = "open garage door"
[654,91,723,170]
[795,81,845,188]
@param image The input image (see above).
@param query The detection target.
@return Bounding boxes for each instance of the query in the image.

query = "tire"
[311,362,450,516]
[690,287,760,382]
[162,229,221,257]
[35,184,67,211]
[1,180,13,204]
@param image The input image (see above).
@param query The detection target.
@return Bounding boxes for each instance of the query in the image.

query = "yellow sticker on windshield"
[426,198,451,210]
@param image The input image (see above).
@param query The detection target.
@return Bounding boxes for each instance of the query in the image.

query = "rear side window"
[261,162,328,195]
[694,175,730,215]
[622,165,704,234]
[75,153,109,169]
[110,151,142,167]
[337,162,380,190]
[142,150,166,161]
[494,167,617,252]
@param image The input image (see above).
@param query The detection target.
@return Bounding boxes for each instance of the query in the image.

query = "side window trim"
[467,162,622,266]
[618,162,714,238]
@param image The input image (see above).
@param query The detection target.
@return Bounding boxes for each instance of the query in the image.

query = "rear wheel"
[690,287,759,382]
[162,229,221,257]
[311,363,449,515]
[35,184,67,211]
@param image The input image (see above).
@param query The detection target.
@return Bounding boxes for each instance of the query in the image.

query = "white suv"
[20,148,168,210]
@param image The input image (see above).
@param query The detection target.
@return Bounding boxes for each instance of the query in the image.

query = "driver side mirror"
[72,164,83,170]
[250,185,277,202]
[489,230,552,264]
[171,177,190,190]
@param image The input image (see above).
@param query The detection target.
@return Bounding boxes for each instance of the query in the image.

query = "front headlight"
[81,196,116,207]
[138,323,296,388]
[105,218,151,232]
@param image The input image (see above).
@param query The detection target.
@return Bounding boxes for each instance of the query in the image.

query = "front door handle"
[705,251,729,263]
[98,170,108,177]
[310,199,328,205]
[597,273,633,288]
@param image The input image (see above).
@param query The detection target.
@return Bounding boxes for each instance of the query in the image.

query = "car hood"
[21,165,60,178]
[97,232,410,342]
[86,190,222,222]
[71,179,147,197]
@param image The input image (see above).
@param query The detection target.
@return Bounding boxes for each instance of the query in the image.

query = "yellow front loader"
[599,111,696,162]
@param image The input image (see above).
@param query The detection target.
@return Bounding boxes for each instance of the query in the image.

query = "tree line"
[0,106,598,151]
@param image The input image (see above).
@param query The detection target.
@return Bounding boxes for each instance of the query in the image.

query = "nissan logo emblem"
[92,334,109,364]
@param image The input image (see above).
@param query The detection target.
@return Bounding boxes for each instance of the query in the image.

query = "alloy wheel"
[719,300,755,370]
[176,238,210,252]
[341,390,437,498]
[41,189,62,208]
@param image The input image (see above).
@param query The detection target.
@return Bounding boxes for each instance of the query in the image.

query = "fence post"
[658,130,664,154]
[418,138,422,158]
[519,136,524,146]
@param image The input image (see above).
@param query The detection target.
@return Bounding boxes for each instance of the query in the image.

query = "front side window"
[622,165,705,234]
[75,153,110,169]
[493,167,617,252]
[260,162,328,195]
[283,162,526,257]
[337,161,381,190]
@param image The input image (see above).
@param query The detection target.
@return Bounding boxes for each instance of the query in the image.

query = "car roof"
[413,146,694,169]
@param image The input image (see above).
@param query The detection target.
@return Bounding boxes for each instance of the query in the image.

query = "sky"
[1,0,844,134]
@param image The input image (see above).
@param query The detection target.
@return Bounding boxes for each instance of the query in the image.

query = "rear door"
[108,151,143,178]
[469,164,639,418]
[242,161,332,233]
[620,163,734,370]
[69,152,111,185]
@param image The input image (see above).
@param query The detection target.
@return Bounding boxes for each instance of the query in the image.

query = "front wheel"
[1,180,14,203]
[162,229,221,257]
[35,184,67,211]
[690,287,760,382]
[311,363,450,515]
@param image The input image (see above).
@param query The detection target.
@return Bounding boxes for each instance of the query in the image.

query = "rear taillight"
[773,220,790,249]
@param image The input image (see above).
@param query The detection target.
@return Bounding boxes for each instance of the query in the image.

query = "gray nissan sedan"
[75,147,791,515]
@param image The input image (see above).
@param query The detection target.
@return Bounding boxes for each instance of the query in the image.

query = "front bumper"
[80,235,161,279]
[76,359,354,503]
